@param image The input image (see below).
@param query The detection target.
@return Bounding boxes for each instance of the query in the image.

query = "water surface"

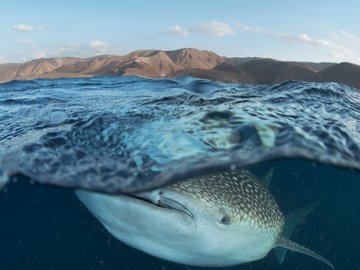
[0,77,359,270]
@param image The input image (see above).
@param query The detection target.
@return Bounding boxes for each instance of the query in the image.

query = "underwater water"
[0,76,359,270]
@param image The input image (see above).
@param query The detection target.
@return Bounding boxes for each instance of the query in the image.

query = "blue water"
[0,76,359,270]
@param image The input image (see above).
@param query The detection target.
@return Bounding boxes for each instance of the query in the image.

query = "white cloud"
[329,31,360,46]
[12,40,115,62]
[33,51,47,59]
[165,25,189,37]
[236,20,360,64]
[196,21,235,36]
[236,22,263,33]
[57,43,81,54]
[89,40,109,54]
[298,33,313,43]
[13,24,34,33]
[280,33,333,48]
[18,39,34,45]
[0,56,7,64]
[279,32,360,63]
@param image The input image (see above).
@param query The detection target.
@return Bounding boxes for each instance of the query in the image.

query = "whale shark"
[76,169,334,269]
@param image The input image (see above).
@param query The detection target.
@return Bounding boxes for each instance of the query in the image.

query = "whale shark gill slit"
[127,194,194,218]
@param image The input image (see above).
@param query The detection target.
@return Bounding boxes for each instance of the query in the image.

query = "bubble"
[49,111,67,124]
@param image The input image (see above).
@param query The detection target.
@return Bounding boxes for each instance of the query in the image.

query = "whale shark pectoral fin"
[275,200,324,264]
[276,237,335,270]
[259,167,274,187]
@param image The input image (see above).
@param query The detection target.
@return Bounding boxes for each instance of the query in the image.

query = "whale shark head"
[76,169,334,268]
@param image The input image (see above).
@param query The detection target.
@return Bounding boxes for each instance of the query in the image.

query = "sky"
[1,0,360,64]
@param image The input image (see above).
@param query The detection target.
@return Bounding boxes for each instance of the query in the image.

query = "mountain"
[175,59,319,84]
[1,48,224,81]
[225,57,263,66]
[174,62,254,83]
[301,62,334,72]
[239,59,317,84]
[310,62,360,89]
[0,63,20,82]
[1,48,360,89]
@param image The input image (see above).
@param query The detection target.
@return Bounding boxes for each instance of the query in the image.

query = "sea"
[0,76,359,270]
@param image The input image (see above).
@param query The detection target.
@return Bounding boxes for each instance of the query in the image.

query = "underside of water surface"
[0,76,360,193]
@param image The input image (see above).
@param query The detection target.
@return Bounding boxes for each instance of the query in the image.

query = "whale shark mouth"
[126,193,194,218]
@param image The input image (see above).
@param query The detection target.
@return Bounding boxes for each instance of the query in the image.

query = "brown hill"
[174,62,254,84]
[0,48,224,82]
[225,57,263,66]
[13,58,83,79]
[239,59,317,84]
[175,59,318,85]
[166,48,223,69]
[225,57,334,72]
[0,63,20,82]
[309,62,360,89]
[1,48,360,89]
[301,62,334,72]
[105,49,225,77]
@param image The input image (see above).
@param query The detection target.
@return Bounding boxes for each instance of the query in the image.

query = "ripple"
[0,76,359,193]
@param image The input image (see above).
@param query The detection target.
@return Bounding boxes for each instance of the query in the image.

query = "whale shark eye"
[220,215,231,225]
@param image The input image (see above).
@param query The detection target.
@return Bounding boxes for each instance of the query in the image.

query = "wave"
[0,76,360,193]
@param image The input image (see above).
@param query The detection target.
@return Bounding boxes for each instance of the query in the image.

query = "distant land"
[1,48,360,89]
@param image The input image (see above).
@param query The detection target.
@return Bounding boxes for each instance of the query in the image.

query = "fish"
[75,169,334,269]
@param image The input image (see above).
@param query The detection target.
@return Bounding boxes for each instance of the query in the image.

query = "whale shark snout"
[76,169,334,269]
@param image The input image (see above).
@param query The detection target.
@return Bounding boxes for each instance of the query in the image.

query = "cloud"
[56,43,81,54]
[11,40,114,63]
[33,51,47,59]
[0,56,7,64]
[279,32,360,62]
[19,51,47,62]
[164,25,189,37]
[195,21,235,36]
[280,32,332,48]
[18,39,35,46]
[297,33,314,44]
[89,40,109,54]
[236,21,333,47]
[13,24,34,33]
[322,31,360,63]
[236,21,360,63]
[236,22,263,33]
[162,21,234,38]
